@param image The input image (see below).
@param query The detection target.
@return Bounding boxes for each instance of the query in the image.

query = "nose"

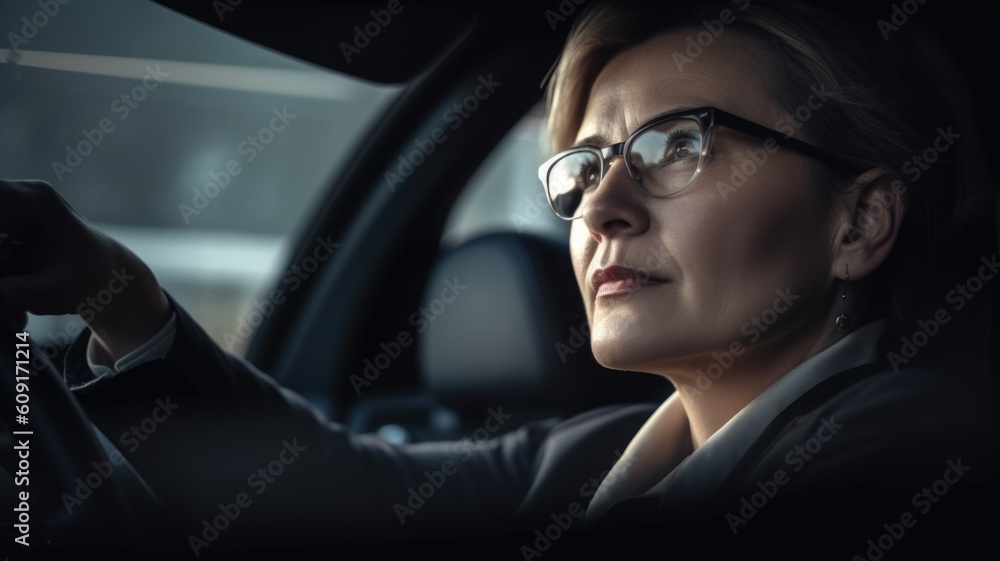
[580,156,651,242]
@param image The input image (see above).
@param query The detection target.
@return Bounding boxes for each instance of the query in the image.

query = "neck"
[663,318,847,448]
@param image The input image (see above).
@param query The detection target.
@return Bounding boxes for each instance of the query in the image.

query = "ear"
[831,168,906,281]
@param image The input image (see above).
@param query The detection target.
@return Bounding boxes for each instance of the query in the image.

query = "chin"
[590,345,632,371]
[589,323,672,373]
[587,299,680,365]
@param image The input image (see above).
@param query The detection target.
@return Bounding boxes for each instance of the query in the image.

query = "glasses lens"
[628,118,703,195]
[546,150,600,219]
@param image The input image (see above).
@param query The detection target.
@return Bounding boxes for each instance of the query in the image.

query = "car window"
[441,102,569,247]
[1,0,402,357]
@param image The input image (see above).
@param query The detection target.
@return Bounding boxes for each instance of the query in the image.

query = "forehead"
[575,30,780,146]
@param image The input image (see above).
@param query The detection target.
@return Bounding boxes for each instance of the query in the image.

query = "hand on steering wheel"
[0,179,173,550]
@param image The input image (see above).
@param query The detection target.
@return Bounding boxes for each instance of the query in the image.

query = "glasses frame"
[538,106,857,220]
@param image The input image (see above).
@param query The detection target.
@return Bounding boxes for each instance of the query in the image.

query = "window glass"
[442,103,569,247]
[1,0,402,357]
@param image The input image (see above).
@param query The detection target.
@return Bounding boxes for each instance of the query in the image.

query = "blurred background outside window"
[0,0,565,360]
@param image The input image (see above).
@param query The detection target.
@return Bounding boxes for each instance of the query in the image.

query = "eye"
[628,120,706,194]
[656,130,702,166]
[672,136,699,159]
[575,160,600,190]
[630,123,703,171]
[586,164,599,186]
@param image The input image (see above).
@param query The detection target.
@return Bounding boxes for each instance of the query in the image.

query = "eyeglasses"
[538,106,855,220]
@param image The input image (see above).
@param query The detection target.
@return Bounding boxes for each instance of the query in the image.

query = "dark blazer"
[64,297,997,557]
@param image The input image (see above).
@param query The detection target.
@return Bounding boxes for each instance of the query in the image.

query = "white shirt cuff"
[86,312,178,380]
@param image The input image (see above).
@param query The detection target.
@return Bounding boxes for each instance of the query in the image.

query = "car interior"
[1,0,997,556]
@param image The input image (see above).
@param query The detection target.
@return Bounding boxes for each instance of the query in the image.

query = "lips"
[591,265,667,298]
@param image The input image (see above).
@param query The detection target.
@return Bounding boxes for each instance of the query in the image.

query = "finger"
[0,232,30,273]
[0,274,64,317]
[0,289,28,331]
[0,179,59,236]
[0,309,28,332]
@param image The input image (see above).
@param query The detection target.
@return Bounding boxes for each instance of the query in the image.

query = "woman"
[537,0,994,545]
[0,0,993,555]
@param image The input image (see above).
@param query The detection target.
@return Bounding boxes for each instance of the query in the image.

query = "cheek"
[716,171,833,304]
[697,155,827,245]
[733,170,832,269]
[671,158,833,316]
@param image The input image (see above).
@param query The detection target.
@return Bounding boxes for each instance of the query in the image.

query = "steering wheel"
[0,314,163,549]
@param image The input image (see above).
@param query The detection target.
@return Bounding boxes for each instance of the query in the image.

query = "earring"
[835,264,850,330]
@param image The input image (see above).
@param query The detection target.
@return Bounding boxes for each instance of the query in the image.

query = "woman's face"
[569,30,841,376]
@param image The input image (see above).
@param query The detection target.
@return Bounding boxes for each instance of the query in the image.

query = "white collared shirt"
[586,319,887,523]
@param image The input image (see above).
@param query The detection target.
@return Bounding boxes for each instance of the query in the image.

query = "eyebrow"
[571,105,699,149]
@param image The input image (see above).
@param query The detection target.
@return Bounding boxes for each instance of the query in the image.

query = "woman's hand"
[0,179,171,362]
